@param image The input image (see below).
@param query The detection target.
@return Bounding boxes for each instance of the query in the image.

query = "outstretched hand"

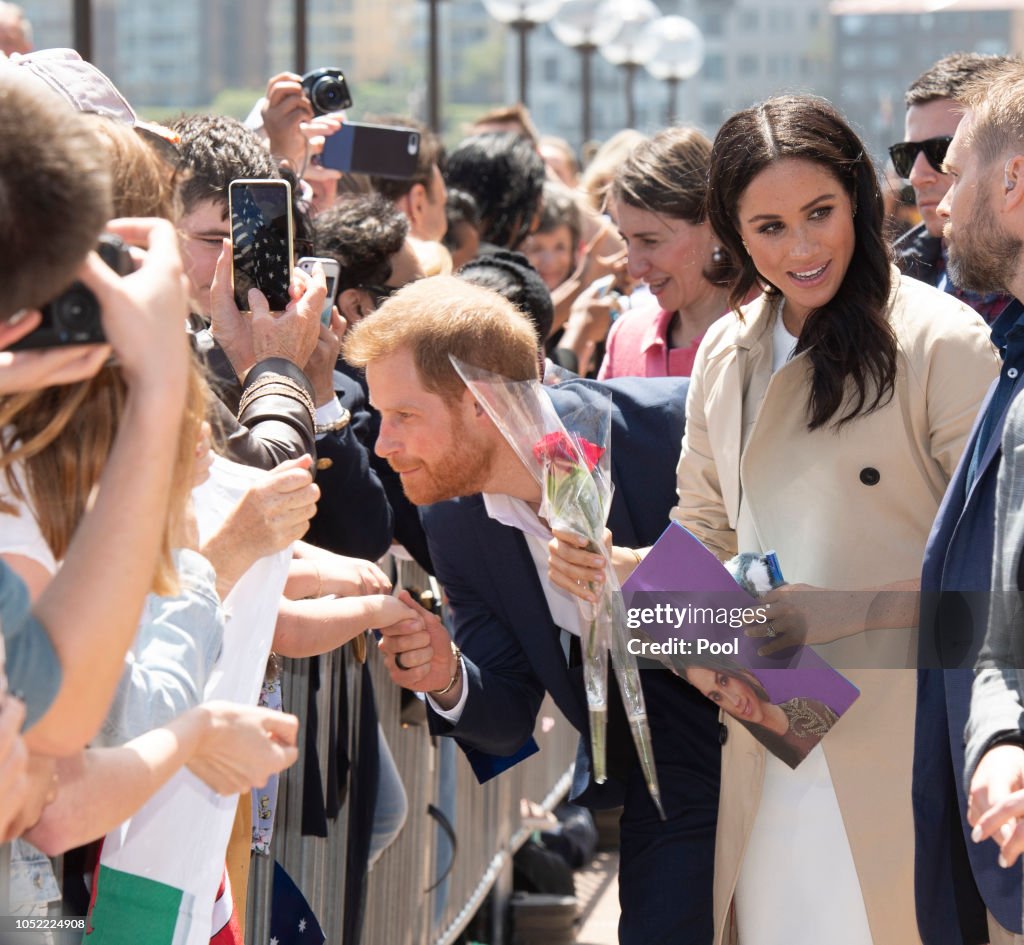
[250,264,325,369]
[187,700,299,795]
[376,590,456,695]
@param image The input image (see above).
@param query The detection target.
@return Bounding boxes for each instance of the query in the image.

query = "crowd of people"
[1,0,1024,941]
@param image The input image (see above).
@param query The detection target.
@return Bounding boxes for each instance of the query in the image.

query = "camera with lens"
[9,235,134,350]
[301,68,352,117]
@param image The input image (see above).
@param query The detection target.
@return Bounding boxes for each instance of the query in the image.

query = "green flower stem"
[629,713,665,821]
[590,706,607,785]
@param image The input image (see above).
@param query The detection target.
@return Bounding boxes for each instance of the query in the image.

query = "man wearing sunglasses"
[892,52,1012,326]
[910,55,1024,945]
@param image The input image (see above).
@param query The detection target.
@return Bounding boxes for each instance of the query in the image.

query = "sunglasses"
[888,136,953,179]
[359,283,400,307]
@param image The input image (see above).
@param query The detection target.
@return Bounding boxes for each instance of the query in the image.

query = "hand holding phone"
[249,265,324,370]
[230,179,294,312]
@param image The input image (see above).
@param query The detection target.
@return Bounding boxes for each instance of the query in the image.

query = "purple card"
[622,522,859,767]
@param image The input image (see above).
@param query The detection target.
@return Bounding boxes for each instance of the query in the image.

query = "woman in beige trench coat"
[548,95,998,944]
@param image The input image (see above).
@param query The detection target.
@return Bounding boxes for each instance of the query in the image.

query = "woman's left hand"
[745,583,871,656]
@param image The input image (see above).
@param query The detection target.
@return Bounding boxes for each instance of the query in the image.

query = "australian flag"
[269,860,325,945]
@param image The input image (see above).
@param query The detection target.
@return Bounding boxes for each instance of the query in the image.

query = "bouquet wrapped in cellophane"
[451,357,665,819]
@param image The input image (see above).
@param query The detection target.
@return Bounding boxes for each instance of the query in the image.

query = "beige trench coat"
[672,271,999,945]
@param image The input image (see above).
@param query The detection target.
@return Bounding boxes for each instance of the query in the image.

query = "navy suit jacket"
[419,376,722,945]
[915,375,1024,942]
[420,377,720,809]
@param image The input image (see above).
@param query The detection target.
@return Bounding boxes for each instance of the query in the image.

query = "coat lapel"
[703,296,775,527]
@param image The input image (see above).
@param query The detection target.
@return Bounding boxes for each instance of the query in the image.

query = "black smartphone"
[229,178,294,311]
[9,235,134,350]
[319,122,420,180]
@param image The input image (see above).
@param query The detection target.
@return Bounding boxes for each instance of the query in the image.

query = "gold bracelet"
[313,562,323,598]
[237,372,317,431]
[430,641,462,696]
[628,547,644,567]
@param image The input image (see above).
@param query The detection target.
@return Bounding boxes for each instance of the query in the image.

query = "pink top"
[598,303,704,380]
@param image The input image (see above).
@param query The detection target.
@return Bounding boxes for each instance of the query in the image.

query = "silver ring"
[395,651,408,671]
[765,621,778,639]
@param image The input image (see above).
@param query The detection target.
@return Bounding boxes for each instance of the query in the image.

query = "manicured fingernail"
[591,556,604,568]
[999,853,1008,868]
[972,825,983,843]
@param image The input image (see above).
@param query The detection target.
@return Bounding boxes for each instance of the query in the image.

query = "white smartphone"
[298,256,341,325]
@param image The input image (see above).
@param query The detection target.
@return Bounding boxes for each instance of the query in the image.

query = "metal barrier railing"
[246,557,580,944]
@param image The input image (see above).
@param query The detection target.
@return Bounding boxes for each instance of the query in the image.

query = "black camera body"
[301,68,352,117]
[9,235,134,350]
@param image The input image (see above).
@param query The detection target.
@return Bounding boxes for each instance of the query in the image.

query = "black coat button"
[719,723,728,745]
[860,467,880,486]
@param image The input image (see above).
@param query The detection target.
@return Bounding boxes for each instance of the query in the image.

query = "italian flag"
[86,459,291,945]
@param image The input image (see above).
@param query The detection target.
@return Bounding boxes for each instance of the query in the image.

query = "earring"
[711,245,726,265]
[741,240,749,253]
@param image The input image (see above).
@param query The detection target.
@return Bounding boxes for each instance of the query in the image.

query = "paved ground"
[574,850,620,945]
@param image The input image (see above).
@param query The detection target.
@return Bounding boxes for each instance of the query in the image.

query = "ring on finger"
[395,651,408,671]
[765,621,777,639]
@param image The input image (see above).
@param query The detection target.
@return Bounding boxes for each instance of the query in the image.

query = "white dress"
[732,315,874,945]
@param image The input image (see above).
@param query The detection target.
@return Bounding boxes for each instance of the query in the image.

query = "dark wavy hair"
[313,194,408,293]
[706,95,896,431]
[172,113,278,216]
[445,132,545,250]
[458,250,554,341]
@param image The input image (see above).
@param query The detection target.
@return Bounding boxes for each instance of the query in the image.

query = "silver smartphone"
[298,256,342,325]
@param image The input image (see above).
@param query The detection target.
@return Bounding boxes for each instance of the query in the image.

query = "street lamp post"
[597,0,658,129]
[639,15,704,125]
[73,0,92,62]
[482,0,563,105]
[426,0,443,131]
[550,0,623,146]
[294,0,307,74]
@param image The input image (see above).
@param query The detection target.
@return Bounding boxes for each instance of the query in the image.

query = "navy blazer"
[420,377,720,807]
[915,375,1024,942]
[420,375,721,945]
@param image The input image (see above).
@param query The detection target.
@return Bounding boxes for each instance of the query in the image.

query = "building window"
[840,45,861,69]
[704,53,725,80]
[703,13,723,36]
[702,101,723,128]
[738,54,758,77]
[543,57,559,82]
[840,15,865,35]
